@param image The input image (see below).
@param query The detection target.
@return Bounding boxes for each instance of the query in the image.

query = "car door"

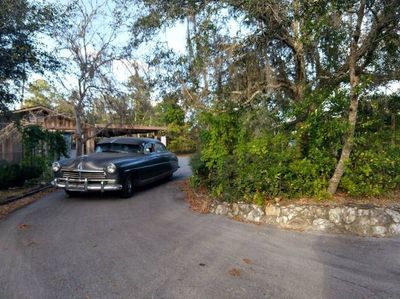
[154,142,171,175]
[142,142,162,180]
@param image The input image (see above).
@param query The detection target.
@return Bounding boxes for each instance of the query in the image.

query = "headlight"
[105,163,117,174]
[52,162,61,172]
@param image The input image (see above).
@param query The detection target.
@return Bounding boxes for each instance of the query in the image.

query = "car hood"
[59,152,143,170]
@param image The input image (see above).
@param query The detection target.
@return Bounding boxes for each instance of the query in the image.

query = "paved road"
[0,157,399,299]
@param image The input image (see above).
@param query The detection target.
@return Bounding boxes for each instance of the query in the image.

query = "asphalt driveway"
[0,157,399,299]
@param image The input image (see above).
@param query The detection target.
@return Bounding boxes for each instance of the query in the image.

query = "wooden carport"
[0,106,167,161]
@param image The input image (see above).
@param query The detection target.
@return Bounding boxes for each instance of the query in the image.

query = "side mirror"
[144,148,151,154]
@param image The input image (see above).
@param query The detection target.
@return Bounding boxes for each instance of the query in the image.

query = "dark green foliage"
[0,162,42,189]
[193,92,400,202]
[22,124,68,165]
[131,0,400,200]
[5,164,25,187]
[341,146,400,196]
[166,123,196,154]
[0,124,69,190]
[155,94,196,154]
[340,96,400,196]
[0,0,59,110]
[21,164,44,181]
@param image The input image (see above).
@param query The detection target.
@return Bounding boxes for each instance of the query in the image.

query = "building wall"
[0,131,23,163]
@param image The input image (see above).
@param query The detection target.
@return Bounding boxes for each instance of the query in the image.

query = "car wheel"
[121,174,134,198]
[65,190,79,197]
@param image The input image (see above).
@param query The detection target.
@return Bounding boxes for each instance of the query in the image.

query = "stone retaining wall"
[210,202,400,237]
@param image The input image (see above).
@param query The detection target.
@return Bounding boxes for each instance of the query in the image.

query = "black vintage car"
[52,137,179,197]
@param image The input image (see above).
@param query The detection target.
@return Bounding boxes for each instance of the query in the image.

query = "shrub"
[191,93,400,202]
[341,145,400,196]
[0,161,44,190]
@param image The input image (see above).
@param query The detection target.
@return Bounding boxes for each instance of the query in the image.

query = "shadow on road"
[312,231,400,298]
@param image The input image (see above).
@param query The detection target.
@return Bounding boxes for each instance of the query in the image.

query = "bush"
[0,164,24,189]
[0,125,69,190]
[0,163,43,190]
[191,94,400,202]
[341,146,400,196]
[21,164,45,181]
[22,124,68,164]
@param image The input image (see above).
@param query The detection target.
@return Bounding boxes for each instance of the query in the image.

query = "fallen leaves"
[179,180,212,214]
[17,223,31,230]
[228,268,241,277]
[0,188,55,220]
[242,258,252,265]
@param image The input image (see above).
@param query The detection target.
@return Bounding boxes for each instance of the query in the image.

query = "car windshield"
[95,143,142,154]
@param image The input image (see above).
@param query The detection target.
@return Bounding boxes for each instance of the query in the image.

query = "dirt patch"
[271,190,400,208]
[242,258,252,265]
[0,188,55,220]
[17,223,31,230]
[228,268,241,277]
[179,180,212,214]
[181,179,400,210]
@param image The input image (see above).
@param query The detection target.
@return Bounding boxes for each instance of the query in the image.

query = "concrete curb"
[0,185,53,206]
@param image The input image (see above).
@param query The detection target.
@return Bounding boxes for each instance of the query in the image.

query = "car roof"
[97,137,162,146]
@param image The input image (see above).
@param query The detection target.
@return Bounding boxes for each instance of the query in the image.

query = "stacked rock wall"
[210,202,400,237]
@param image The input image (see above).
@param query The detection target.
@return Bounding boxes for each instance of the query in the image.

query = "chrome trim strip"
[52,179,122,191]
[57,178,117,183]
[63,169,105,173]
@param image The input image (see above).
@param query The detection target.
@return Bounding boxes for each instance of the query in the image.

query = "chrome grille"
[61,170,106,180]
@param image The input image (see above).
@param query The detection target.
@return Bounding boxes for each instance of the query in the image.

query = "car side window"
[144,143,156,154]
[155,143,167,153]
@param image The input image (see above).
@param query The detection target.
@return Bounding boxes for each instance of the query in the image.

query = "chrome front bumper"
[52,178,122,192]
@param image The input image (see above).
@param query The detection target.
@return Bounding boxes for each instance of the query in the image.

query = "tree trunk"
[293,0,306,102]
[391,113,396,145]
[328,0,365,195]
[73,106,84,157]
[327,83,359,195]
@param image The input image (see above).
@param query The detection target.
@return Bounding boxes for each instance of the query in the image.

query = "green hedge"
[0,162,43,189]
[0,124,68,190]
[191,95,400,202]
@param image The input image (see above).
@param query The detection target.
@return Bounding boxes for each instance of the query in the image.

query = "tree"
[131,0,400,197]
[155,93,196,153]
[0,0,59,112]
[126,65,154,125]
[22,79,62,109]
[325,0,400,194]
[53,0,132,156]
